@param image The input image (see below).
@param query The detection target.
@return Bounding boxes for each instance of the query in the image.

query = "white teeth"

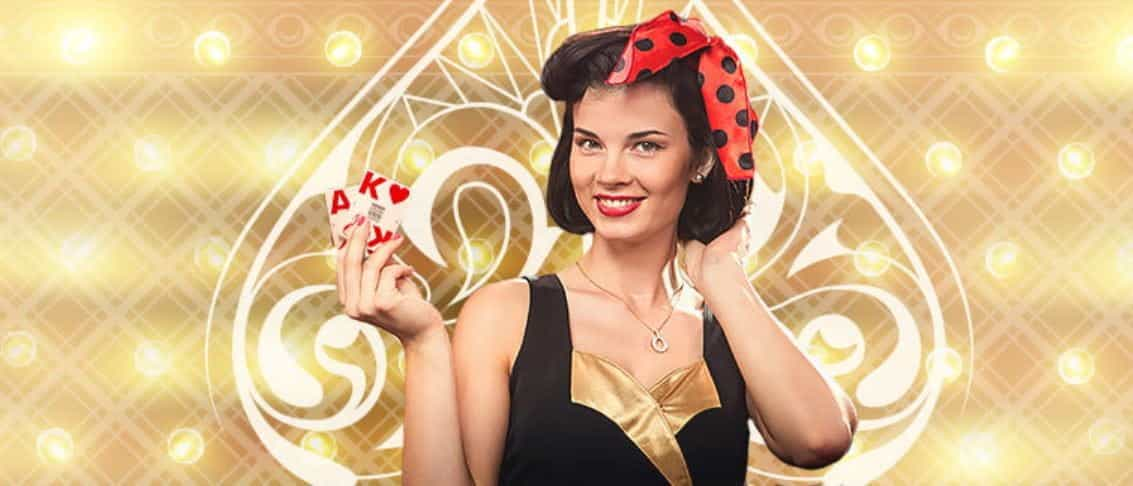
[597,198,642,208]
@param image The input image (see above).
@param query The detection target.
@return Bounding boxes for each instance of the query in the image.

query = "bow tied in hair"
[605,10,759,181]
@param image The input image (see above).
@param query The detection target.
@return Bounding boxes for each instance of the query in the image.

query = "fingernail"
[354,214,365,224]
[393,233,402,240]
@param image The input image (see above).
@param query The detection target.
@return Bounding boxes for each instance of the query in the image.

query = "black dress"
[498,273,750,485]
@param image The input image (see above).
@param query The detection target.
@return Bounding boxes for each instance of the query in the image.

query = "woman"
[335,10,857,485]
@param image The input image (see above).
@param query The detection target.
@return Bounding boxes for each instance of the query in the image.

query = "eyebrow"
[573,127,669,140]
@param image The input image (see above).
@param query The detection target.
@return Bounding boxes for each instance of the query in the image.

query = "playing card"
[325,184,369,250]
[324,169,412,256]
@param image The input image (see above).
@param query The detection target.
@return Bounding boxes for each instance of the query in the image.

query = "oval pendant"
[650,333,669,353]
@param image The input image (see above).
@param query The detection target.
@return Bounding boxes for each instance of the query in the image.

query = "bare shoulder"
[453,277,532,373]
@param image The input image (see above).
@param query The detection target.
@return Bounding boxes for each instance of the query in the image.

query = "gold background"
[2,0,1132,484]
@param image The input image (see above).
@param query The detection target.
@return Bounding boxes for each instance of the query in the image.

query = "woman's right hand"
[337,214,444,344]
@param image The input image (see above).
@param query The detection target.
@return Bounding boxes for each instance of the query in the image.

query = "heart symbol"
[389,184,410,204]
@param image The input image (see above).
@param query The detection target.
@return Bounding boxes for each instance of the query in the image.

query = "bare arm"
[451,280,525,485]
[401,327,475,486]
[334,220,475,485]
[701,260,856,469]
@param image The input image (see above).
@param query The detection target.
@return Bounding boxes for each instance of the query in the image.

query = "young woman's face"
[569,82,699,245]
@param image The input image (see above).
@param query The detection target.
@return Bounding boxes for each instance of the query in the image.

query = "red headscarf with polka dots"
[605,9,758,181]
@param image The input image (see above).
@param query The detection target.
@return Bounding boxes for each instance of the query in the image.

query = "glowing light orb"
[457,238,494,274]
[134,340,170,377]
[168,428,205,464]
[194,31,231,67]
[325,30,363,67]
[194,236,230,273]
[60,234,96,273]
[265,135,300,172]
[400,139,435,172]
[793,140,833,177]
[1057,143,1095,180]
[1088,418,1125,455]
[925,141,963,177]
[959,432,996,467]
[134,135,170,172]
[1,125,37,161]
[2,330,37,367]
[458,33,494,69]
[853,240,891,277]
[727,33,759,69]
[528,140,553,176]
[853,34,891,71]
[742,251,759,276]
[1117,37,1133,71]
[61,27,97,65]
[1057,347,1095,385]
[984,241,1019,279]
[926,347,963,383]
[301,431,338,460]
[985,36,1020,73]
[1118,242,1133,278]
[37,428,74,464]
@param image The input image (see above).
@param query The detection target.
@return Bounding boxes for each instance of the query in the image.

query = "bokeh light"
[793,140,833,177]
[458,32,494,69]
[727,33,759,69]
[1118,242,1133,279]
[457,238,494,274]
[400,139,435,172]
[301,431,338,460]
[194,31,232,67]
[925,141,963,177]
[134,135,170,172]
[926,346,963,383]
[135,340,170,377]
[194,236,231,274]
[854,240,891,277]
[61,27,97,65]
[1,125,37,161]
[60,234,96,273]
[959,431,997,467]
[1,330,37,368]
[853,34,891,71]
[168,428,205,464]
[325,30,363,67]
[742,251,760,276]
[1117,37,1133,71]
[528,140,553,176]
[265,135,300,172]
[1088,418,1125,455]
[984,241,1019,279]
[1057,347,1095,385]
[37,428,74,464]
[985,35,1020,73]
[1057,143,1095,180]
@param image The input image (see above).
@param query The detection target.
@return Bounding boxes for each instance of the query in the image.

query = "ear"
[692,149,715,179]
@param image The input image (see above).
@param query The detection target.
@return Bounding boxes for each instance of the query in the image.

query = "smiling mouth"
[594,196,646,216]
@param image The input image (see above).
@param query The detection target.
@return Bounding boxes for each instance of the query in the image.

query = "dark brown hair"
[540,24,754,244]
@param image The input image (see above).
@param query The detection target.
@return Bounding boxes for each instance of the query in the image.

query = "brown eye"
[634,141,661,153]
[576,139,600,151]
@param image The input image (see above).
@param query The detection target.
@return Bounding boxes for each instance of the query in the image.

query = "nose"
[595,150,633,187]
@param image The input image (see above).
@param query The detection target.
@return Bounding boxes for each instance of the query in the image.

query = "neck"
[577,231,683,309]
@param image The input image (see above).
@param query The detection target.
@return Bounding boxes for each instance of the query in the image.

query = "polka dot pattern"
[604,9,759,181]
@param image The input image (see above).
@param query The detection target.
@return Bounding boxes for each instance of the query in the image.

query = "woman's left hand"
[681,210,751,291]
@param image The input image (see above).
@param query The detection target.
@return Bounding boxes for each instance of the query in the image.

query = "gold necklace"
[574,259,686,353]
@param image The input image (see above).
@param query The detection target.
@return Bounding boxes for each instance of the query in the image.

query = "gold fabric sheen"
[570,349,723,485]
